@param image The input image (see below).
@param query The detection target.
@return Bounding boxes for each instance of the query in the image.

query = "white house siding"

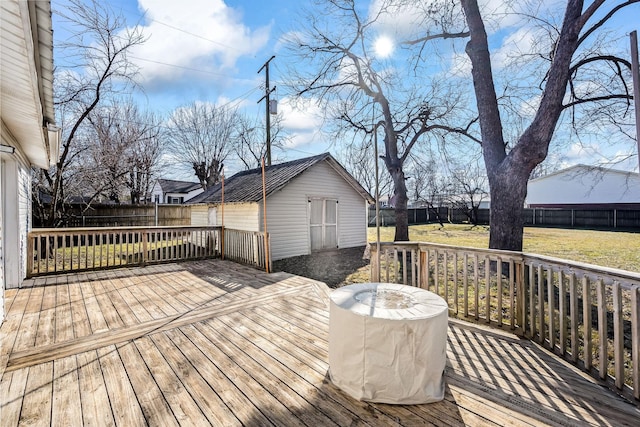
[0,159,4,322]
[0,153,32,297]
[17,162,31,286]
[266,161,368,261]
[150,181,162,203]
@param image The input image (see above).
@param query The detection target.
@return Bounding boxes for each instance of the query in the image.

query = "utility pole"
[631,31,640,172]
[258,55,276,166]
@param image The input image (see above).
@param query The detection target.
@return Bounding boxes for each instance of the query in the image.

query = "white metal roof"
[1,0,57,168]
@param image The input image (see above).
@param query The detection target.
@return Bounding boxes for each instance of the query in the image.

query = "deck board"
[1,259,638,427]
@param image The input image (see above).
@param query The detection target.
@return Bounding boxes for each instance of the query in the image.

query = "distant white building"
[526,165,640,209]
[151,179,204,204]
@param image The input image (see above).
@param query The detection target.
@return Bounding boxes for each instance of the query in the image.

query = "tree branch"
[578,0,639,46]
[403,31,470,45]
[563,93,632,109]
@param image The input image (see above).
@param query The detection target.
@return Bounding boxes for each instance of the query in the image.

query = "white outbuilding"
[188,153,374,261]
[526,164,640,209]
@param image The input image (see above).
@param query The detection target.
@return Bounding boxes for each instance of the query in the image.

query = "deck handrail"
[370,241,640,402]
[26,226,270,277]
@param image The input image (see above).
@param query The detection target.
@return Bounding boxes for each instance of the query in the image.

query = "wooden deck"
[1,259,638,426]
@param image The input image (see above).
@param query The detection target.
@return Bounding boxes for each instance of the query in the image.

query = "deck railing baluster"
[368,241,640,402]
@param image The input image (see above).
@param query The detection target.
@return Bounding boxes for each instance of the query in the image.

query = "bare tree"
[406,154,449,226]
[84,106,131,203]
[285,0,477,241]
[81,101,164,204]
[336,138,393,199]
[446,162,488,226]
[126,117,163,204]
[235,114,289,170]
[33,0,145,226]
[459,0,638,250]
[166,102,238,189]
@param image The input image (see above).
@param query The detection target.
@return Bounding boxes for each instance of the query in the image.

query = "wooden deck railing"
[370,241,640,402]
[224,228,271,271]
[26,226,270,277]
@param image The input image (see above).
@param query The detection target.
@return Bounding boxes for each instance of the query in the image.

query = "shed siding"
[218,203,261,231]
[190,205,208,226]
[266,161,368,260]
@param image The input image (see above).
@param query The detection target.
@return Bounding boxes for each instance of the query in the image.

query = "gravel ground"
[272,246,370,288]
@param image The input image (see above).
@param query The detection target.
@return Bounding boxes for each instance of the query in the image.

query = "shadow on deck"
[1,259,638,426]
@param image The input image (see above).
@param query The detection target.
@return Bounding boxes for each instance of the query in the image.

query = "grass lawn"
[367,224,640,273]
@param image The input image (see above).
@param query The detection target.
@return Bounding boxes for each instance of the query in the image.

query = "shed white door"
[309,198,337,251]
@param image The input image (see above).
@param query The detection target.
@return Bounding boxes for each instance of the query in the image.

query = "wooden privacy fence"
[26,226,270,278]
[370,242,640,402]
[54,204,192,227]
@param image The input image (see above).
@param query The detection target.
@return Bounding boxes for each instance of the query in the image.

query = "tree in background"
[82,101,163,204]
[446,162,488,226]
[406,153,450,226]
[32,0,145,226]
[235,114,289,170]
[285,0,477,241]
[337,138,393,201]
[166,102,238,190]
[458,0,638,250]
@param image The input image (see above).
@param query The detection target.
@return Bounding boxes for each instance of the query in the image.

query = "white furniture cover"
[329,282,448,404]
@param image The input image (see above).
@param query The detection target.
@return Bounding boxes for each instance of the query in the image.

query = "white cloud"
[449,52,472,77]
[519,94,541,118]
[279,97,323,132]
[128,0,271,84]
[276,96,327,149]
[492,26,540,69]
[559,143,603,168]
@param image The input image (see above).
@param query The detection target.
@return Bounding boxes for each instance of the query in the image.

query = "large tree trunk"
[389,166,409,241]
[486,164,529,250]
[462,0,584,252]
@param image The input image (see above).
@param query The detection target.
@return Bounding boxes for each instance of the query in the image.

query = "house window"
[169,196,183,204]
[154,195,160,203]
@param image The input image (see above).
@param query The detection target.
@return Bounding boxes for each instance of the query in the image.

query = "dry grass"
[369,224,640,272]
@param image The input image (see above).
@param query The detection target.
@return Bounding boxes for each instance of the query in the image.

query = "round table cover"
[329,282,448,404]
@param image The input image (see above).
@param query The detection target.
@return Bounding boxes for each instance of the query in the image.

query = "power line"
[82,86,263,132]
[52,0,242,52]
[130,56,258,83]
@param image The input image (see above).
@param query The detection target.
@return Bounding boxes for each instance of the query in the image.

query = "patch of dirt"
[272,246,371,288]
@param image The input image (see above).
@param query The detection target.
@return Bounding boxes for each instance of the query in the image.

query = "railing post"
[142,231,148,266]
[26,232,34,278]
[515,261,525,335]
[370,244,380,282]
[418,247,429,289]
[631,284,639,400]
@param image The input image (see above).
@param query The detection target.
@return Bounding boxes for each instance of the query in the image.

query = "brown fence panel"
[371,207,640,229]
[56,204,192,227]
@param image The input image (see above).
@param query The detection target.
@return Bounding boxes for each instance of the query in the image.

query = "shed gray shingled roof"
[158,179,202,194]
[186,153,373,204]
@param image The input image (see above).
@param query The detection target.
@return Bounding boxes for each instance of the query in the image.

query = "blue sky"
[50,0,640,179]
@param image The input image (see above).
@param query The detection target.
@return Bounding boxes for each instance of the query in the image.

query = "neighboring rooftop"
[157,179,202,194]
